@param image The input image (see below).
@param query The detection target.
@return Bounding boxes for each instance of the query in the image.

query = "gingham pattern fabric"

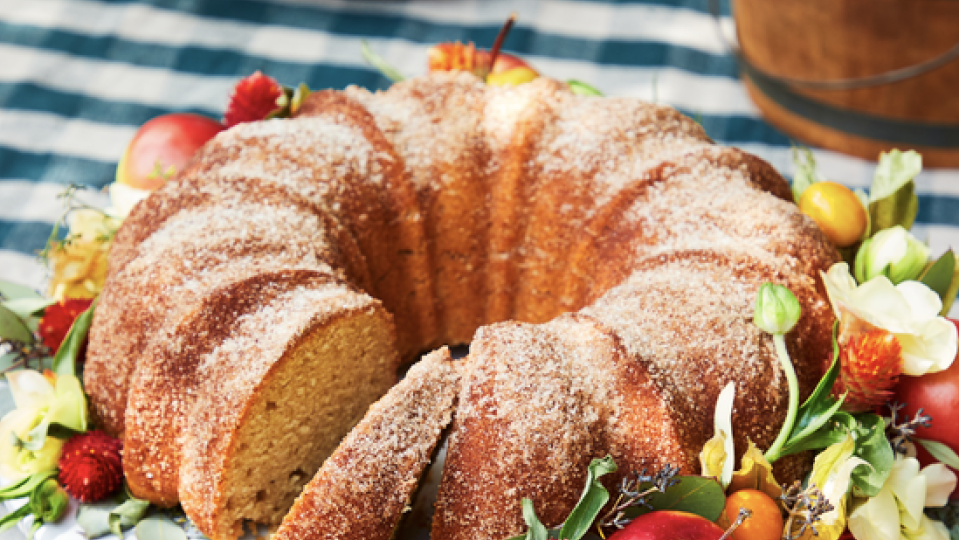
[2,0,958,292]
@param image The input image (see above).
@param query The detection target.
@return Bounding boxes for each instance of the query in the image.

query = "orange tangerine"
[798,181,867,248]
[719,489,784,540]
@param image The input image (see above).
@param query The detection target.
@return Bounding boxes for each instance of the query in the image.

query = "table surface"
[3,0,959,291]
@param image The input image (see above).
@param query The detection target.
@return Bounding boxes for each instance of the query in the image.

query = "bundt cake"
[83,72,840,540]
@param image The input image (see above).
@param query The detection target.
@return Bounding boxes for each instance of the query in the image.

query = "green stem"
[764,333,800,463]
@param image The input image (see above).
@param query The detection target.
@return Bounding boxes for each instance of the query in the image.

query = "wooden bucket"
[733,0,959,167]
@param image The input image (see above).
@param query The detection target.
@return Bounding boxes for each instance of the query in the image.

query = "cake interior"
[219,309,398,533]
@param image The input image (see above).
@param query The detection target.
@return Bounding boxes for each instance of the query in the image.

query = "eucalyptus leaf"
[135,517,188,540]
[567,80,603,96]
[52,297,97,378]
[109,497,151,537]
[557,456,617,540]
[918,439,959,470]
[0,281,42,301]
[77,501,119,539]
[921,250,956,302]
[849,414,894,497]
[0,303,34,344]
[360,40,406,83]
[624,476,726,521]
[522,498,548,540]
[1,298,54,319]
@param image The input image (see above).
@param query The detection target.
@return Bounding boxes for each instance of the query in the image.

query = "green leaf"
[567,80,603,96]
[135,516,188,540]
[1,298,53,319]
[78,501,119,539]
[849,414,894,497]
[868,150,921,232]
[0,504,32,533]
[0,470,58,501]
[521,498,548,540]
[52,297,97,378]
[29,478,68,523]
[360,40,406,83]
[921,250,956,301]
[918,439,959,470]
[0,281,42,301]
[624,476,726,521]
[0,303,34,343]
[790,146,821,203]
[937,251,959,316]
[109,496,151,537]
[557,456,618,540]
[870,149,923,202]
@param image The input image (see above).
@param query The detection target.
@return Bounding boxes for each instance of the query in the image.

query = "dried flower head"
[58,431,123,502]
[38,297,93,353]
[886,401,932,455]
[224,71,285,128]
[832,329,903,412]
[781,481,834,540]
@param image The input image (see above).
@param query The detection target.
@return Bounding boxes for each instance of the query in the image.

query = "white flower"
[821,263,958,375]
[0,370,87,480]
[855,226,929,285]
[699,382,736,487]
[108,181,151,217]
[848,455,957,540]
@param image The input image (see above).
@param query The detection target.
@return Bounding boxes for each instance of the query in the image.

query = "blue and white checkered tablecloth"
[1,0,959,292]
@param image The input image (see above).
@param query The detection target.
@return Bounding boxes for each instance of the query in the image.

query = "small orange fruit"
[798,181,868,248]
[719,489,784,540]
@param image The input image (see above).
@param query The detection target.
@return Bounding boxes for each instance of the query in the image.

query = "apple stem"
[764,334,800,463]
[718,508,753,540]
[487,12,517,79]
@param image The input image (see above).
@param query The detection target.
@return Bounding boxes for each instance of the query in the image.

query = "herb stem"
[764,333,799,463]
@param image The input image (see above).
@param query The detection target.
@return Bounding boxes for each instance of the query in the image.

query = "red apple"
[893,318,959,498]
[116,113,223,191]
[608,511,726,540]
[490,52,536,75]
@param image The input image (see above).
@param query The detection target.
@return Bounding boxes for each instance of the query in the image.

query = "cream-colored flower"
[821,263,958,376]
[0,370,87,481]
[47,209,119,301]
[699,382,735,487]
[108,181,151,218]
[848,455,956,540]
[804,434,870,540]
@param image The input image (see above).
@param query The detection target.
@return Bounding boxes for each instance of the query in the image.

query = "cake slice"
[171,272,399,540]
[273,347,463,540]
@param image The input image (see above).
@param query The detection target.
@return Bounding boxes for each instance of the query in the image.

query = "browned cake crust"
[273,347,462,540]
[85,72,840,540]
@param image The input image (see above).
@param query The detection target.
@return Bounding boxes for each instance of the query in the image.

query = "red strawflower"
[224,71,285,128]
[58,431,123,502]
[832,329,904,413]
[38,297,93,353]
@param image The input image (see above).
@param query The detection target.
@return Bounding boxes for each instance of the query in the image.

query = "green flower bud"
[854,225,929,284]
[754,283,801,335]
[30,478,68,523]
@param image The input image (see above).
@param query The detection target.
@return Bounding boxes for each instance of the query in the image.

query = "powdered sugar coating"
[86,72,840,540]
